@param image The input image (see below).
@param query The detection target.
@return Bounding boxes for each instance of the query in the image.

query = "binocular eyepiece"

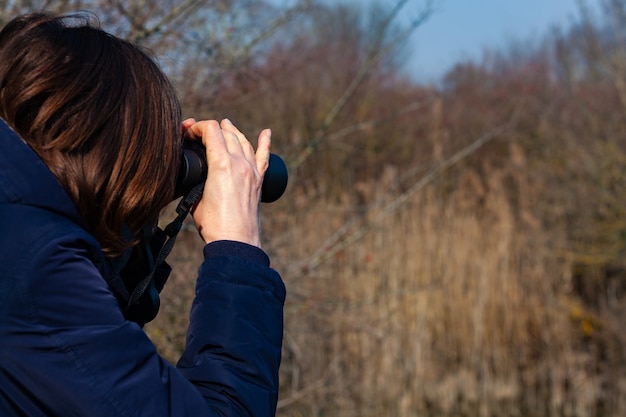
[175,141,288,202]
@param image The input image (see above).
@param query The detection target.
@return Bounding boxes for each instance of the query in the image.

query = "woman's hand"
[182,118,271,248]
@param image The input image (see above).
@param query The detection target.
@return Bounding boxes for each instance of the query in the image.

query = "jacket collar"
[0,118,82,225]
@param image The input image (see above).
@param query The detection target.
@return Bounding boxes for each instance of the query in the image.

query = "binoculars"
[175,141,288,202]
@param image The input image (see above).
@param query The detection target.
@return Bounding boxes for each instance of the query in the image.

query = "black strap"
[124,183,204,320]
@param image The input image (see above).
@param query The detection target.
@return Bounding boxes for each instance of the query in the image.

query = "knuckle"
[206,119,220,128]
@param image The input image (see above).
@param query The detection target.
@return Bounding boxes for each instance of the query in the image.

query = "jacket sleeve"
[1,228,285,417]
[177,241,286,417]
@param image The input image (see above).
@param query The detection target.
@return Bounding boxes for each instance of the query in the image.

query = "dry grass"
[145,143,626,417]
[270,160,623,416]
[145,150,626,416]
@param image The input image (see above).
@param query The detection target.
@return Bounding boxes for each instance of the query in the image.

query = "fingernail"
[223,118,232,125]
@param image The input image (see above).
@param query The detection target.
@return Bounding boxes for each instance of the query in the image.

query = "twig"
[128,0,203,42]
[235,0,313,61]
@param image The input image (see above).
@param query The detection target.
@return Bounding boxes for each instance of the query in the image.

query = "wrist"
[199,226,261,248]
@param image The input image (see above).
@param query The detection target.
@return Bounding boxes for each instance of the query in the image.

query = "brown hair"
[0,13,182,256]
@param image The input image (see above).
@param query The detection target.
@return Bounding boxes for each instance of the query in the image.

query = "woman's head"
[0,13,182,255]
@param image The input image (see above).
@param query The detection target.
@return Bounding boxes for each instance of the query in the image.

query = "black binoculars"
[174,141,288,202]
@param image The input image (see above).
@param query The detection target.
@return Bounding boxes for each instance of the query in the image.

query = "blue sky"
[273,0,602,83]
[406,0,600,82]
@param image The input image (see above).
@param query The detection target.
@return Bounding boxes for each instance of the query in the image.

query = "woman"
[0,13,284,417]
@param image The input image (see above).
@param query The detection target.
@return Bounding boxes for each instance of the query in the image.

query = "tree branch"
[291,0,435,170]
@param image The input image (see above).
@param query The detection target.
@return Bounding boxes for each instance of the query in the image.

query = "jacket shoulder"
[0,203,106,309]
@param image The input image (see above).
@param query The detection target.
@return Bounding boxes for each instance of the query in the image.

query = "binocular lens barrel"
[175,141,288,203]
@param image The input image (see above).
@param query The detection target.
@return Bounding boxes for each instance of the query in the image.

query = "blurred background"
[3,1,625,415]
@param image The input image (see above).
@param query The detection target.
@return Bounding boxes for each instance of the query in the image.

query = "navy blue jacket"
[0,119,285,416]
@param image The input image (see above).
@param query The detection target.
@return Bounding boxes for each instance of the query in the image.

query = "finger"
[221,118,255,160]
[182,118,196,131]
[221,127,245,155]
[255,129,271,175]
[181,118,196,140]
[220,118,243,137]
[185,120,227,155]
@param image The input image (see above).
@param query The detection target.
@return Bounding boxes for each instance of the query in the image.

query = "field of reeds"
[149,141,626,417]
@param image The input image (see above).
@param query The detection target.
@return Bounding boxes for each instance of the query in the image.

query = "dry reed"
[146,147,625,417]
